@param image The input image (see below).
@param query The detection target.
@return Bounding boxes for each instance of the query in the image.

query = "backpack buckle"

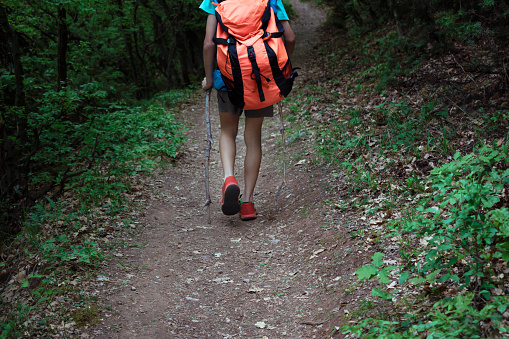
[248,49,256,61]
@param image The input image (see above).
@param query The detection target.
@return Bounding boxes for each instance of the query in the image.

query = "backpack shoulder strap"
[261,2,285,39]
[260,2,272,31]
[270,0,277,14]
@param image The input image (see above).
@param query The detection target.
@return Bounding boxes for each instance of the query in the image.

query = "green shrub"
[0,90,187,337]
[345,144,509,337]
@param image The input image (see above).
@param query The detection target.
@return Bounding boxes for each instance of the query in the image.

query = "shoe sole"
[240,215,257,221]
[222,184,240,215]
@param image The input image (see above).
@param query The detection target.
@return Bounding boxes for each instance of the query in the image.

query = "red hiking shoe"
[221,176,240,215]
[239,201,257,221]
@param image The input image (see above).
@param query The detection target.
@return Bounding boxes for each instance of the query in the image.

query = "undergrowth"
[287,10,509,337]
[0,91,188,338]
[347,145,509,338]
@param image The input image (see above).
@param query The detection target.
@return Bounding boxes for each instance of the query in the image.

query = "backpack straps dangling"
[247,46,266,103]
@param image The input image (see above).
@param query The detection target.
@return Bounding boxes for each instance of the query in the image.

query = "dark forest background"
[1,0,205,236]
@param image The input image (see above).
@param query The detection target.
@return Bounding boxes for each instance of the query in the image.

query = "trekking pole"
[203,89,213,224]
[275,101,286,201]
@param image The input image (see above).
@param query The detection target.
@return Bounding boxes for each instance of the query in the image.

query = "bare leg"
[219,112,239,178]
[243,117,264,201]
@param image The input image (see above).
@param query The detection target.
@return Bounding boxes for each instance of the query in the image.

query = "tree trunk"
[0,4,25,107]
[0,3,26,194]
[388,0,405,37]
[180,33,190,85]
[116,0,140,99]
[346,2,363,27]
[186,30,203,77]
[156,0,184,89]
[0,118,5,190]
[133,21,150,97]
[57,7,68,91]
[165,40,178,89]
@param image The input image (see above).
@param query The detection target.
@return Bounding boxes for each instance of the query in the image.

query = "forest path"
[86,2,364,338]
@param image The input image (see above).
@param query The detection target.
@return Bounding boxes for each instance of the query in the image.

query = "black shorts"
[217,91,274,118]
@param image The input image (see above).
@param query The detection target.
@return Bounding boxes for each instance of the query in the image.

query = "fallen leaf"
[310,248,326,259]
[14,271,26,283]
[248,286,264,293]
[255,321,266,329]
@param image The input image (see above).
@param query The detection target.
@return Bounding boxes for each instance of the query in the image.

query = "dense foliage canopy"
[324,0,509,41]
[1,0,204,235]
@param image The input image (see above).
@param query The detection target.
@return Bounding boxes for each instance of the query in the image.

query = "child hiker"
[200,0,295,221]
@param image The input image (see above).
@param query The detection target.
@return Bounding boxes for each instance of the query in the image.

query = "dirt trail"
[86,2,365,338]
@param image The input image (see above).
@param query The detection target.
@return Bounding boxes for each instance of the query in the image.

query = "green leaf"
[372,252,384,267]
[438,244,452,251]
[372,287,393,301]
[378,266,396,283]
[490,312,503,322]
[464,275,471,284]
[448,256,459,266]
[399,271,409,284]
[426,269,442,282]
[439,274,450,283]
[498,242,509,251]
[445,174,453,185]
[409,277,426,285]
[36,297,48,304]
[490,208,509,236]
[424,207,439,214]
[481,195,499,208]
[355,265,378,280]
[453,294,473,311]
[425,249,438,261]
[21,279,29,288]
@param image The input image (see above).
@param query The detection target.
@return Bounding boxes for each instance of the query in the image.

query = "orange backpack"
[213,0,297,110]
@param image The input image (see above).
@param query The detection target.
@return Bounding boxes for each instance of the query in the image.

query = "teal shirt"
[199,0,290,21]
